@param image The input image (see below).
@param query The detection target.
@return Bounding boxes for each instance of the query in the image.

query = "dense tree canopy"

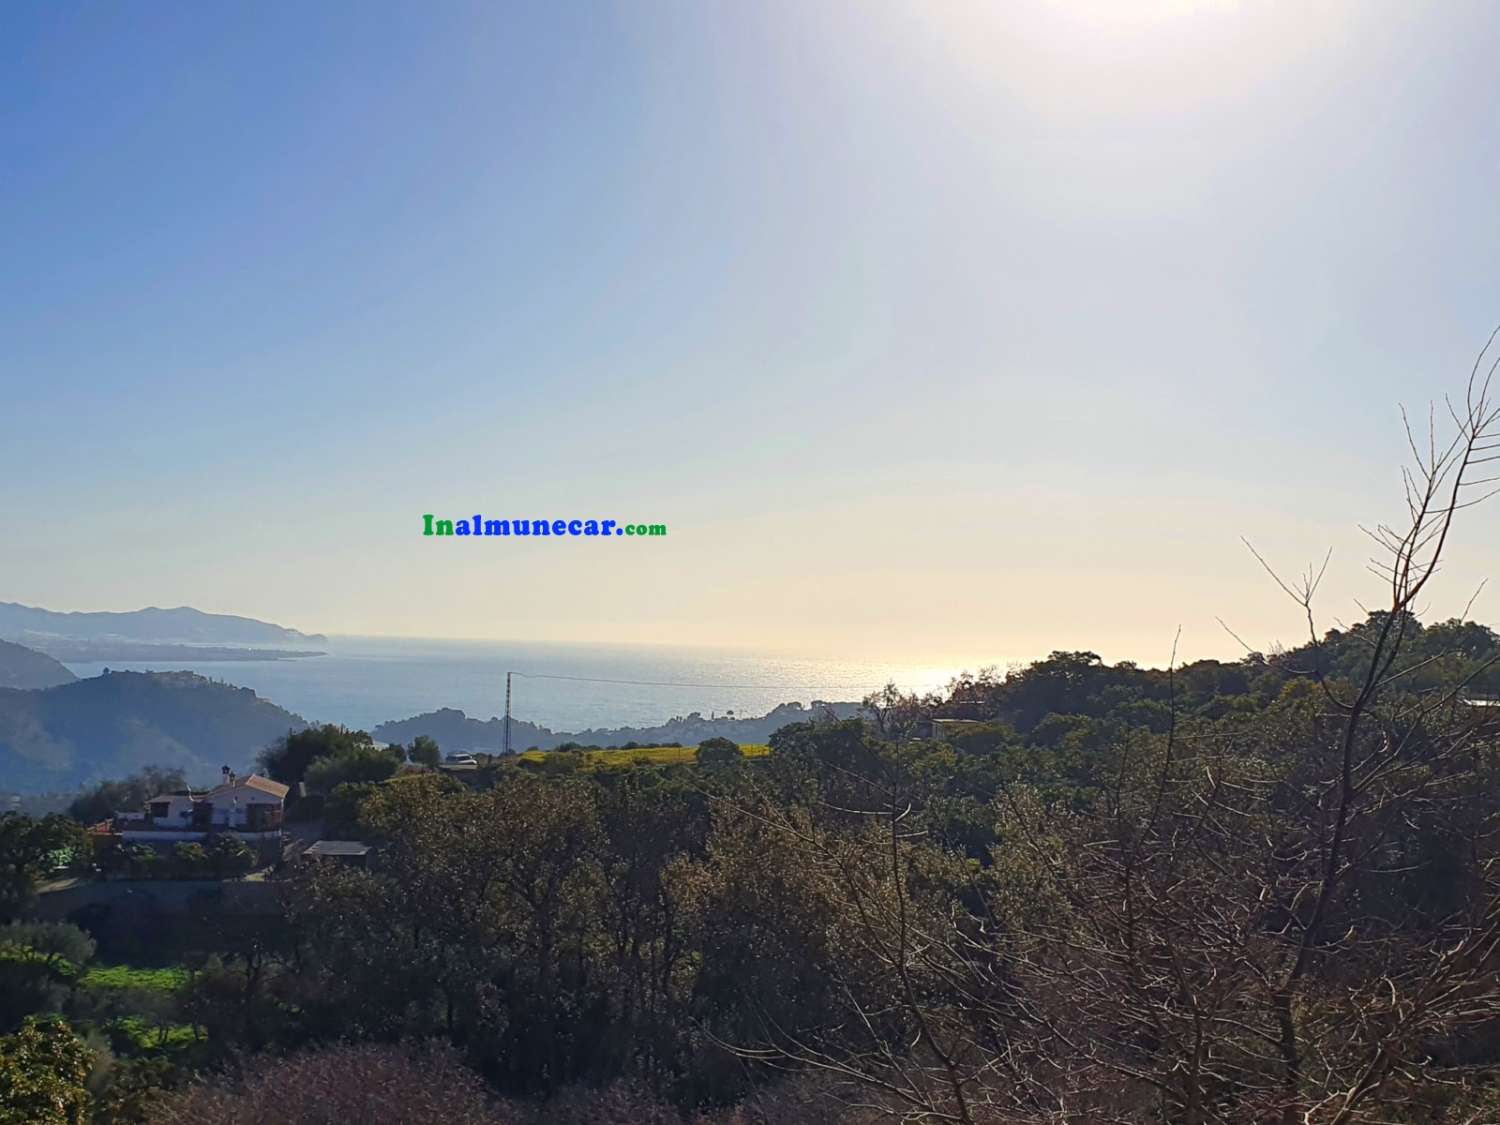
[258,725,378,789]
[247,603,1500,1122]
[303,745,403,794]
[66,767,186,826]
[0,816,85,922]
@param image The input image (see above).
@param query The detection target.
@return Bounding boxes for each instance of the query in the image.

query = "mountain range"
[0,602,326,646]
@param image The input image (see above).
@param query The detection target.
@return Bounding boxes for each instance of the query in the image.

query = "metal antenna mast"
[503,671,512,756]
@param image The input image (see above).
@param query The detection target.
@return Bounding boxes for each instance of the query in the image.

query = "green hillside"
[0,670,308,792]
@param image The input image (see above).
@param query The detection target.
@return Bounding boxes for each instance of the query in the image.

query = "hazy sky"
[5,2,1500,669]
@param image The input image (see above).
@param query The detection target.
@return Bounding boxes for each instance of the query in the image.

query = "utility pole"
[503,671,512,756]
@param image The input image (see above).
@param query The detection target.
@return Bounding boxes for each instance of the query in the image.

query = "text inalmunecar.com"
[422,514,667,538]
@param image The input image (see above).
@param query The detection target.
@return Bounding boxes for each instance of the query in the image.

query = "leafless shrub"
[519,1081,690,1125]
[149,1041,515,1125]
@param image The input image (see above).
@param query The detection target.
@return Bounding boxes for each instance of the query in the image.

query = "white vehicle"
[444,752,478,765]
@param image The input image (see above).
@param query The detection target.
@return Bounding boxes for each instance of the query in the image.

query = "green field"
[0,947,80,979]
[80,964,189,991]
[109,1015,198,1051]
[519,743,770,769]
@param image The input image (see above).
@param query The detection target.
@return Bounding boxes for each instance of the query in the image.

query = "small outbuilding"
[302,840,374,868]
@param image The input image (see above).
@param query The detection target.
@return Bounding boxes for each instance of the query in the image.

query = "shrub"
[526,1081,687,1125]
[149,1041,513,1125]
[304,746,401,794]
[206,837,253,877]
[124,846,158,879]
[171,843,207,878]
[696,738,744,770]
[538,754,583,777]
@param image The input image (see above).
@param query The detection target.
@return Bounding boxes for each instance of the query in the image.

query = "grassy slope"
[0,953,188,992]
[79,964,189,991]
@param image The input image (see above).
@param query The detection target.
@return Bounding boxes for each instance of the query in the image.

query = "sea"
[61,636,967,736]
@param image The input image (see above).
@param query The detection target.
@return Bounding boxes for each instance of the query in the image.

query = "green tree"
[0,924,93,978]
[286,773,609,1094]
[0,1016,92,1124]
[258,726,376,788]
[406,736,441,768]
[0,816,86,921]
[323,782,380,838]
[0,922,85,1035]
[304,746,402,794]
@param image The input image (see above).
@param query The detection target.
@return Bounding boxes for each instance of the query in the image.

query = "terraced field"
[518,743,770,769]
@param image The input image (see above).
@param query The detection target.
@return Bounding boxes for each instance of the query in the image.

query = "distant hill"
[20,639,325,663]
[374,700,864,754]
[0,639,77,690]
[0,602,326,647]
[0,670,309,793]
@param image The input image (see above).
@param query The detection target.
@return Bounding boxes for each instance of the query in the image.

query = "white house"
[119,771,290,844]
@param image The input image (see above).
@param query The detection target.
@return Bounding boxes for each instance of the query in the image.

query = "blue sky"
[4,1,1500,666]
